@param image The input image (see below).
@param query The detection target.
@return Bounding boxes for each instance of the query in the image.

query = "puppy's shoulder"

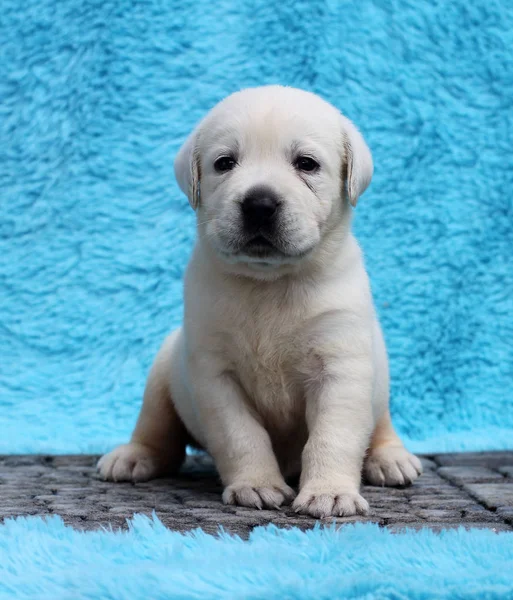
[314,234,372,311]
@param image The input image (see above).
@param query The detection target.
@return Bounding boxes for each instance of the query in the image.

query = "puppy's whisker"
[195,218,213,227]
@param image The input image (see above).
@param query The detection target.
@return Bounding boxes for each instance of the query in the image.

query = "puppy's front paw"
[223,480,296,510]
[97,442,163,482]
[364,446,422,487]
[293,483,369,518]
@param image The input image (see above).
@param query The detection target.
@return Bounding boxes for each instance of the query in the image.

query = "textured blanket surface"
[1,515,512,600]
[1,0,512,453]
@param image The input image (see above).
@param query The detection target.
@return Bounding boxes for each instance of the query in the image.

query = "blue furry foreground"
[0,516,512,599]
[1,0,512,455]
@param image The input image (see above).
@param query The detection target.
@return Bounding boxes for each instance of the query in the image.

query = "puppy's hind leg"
[98,332,187,482]
[364,411,422,487]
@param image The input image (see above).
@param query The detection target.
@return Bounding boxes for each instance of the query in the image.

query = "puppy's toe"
[223,481,296,510]
[333,493,369,517]
[293,484,369,518]
[97,443,162,482]
[364,446,423,487]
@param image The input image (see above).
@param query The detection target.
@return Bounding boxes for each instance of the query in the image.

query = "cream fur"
[98,86,422,518]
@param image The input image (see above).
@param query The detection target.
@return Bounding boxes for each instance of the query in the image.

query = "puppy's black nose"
[241,186,280,229]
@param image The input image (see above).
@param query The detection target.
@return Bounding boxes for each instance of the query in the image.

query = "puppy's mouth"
[214,227,315,268]
[242,235,277,257]
[219,233,313,267]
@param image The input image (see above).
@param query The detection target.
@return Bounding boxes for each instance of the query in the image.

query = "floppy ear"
[340,116,373,207]
[174,128,201,210]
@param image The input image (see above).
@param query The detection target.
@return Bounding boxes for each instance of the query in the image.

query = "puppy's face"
[175,86,373,272]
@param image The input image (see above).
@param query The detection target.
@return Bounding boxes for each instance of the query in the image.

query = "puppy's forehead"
[200,87,341,152]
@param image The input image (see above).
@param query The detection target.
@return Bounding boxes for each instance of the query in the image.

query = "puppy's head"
[175,86,372,274]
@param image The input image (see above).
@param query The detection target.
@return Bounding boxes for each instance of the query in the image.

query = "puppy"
[98,85,422,518]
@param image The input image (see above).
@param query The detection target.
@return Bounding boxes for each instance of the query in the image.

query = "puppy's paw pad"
[364,446,423,487]
[97,443,162,482]
[293,487,369,518]
[223,482,296,510]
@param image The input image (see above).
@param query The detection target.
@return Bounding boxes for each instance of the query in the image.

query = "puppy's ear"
[341,116,373,207]
[174,129,201,210]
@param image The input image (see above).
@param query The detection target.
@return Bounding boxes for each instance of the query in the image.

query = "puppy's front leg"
[293,341,374,518]
[193,367,295,509]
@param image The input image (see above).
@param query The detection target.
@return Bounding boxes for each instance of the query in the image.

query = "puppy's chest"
[224,315,303,424]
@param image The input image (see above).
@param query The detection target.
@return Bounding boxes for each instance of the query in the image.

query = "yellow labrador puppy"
[98,86,422,518]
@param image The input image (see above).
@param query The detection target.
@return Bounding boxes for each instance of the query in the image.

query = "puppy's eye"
[294,156,320,173]
[214,156,237,173]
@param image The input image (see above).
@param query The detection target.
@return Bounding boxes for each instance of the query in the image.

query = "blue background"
[1,0,512,453]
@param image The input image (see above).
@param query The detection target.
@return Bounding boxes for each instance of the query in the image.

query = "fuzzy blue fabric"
[1,0,512,454]
[0,515,512,599]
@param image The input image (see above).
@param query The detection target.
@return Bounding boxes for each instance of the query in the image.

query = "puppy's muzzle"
[241,186,281,234]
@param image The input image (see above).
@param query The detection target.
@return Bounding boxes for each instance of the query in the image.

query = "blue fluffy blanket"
[1,0,512,454]
[1,515,513,599]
